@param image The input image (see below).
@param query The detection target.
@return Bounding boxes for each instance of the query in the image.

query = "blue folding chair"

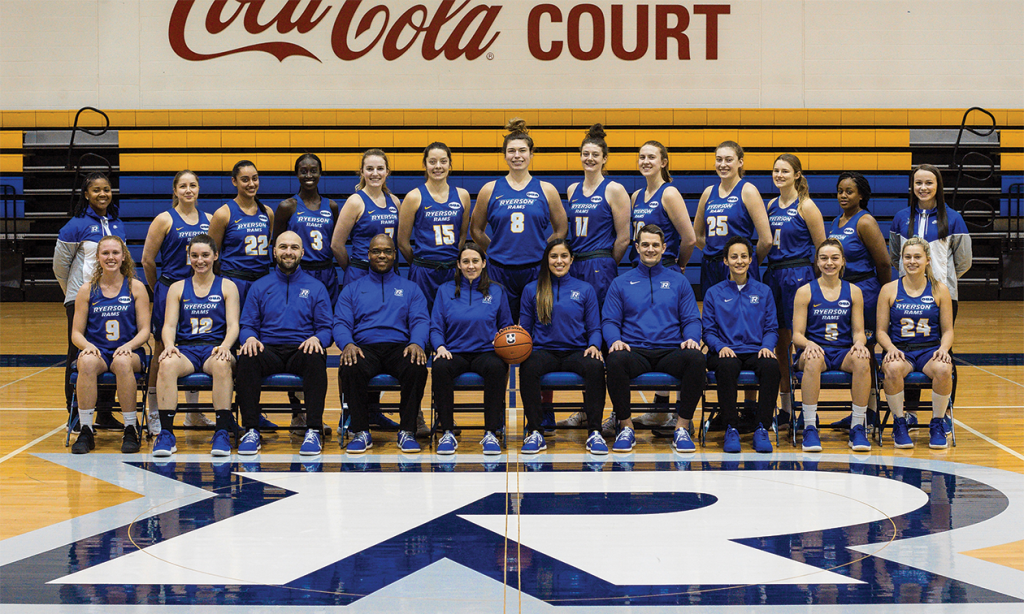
[66,352,151,446]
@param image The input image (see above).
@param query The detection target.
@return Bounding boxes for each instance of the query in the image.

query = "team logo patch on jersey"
[839,299,851,309]
[299,289,310,299]
[571,291,581,301]
[845,227,855,235]
[388,206,398,214]
[590,195,603,203]
[527,191,541,199]
[750,295,760,304]
[118,296,132,304]
[649,201,660,209]
[922,296,935,304]
[727,196,739,203]
[394,288,403,297]
[208,295,222,303]
[661,281,670,289]
[482,295,493,304]
[90,225,99,233]
[201,223,210,231]
[788,208,798,216]
[320,210,332,218]
[259,215,269,222]
[449,201,462,210]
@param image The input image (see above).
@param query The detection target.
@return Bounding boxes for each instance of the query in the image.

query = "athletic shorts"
[902,346,939,372]
[488,261,540,323]
[87,348,145,373]
[306,266,340,305]
[408,264,455,315]
[569,256,618,307]
[766,265,814,330]
[852,276,881,335]
[178,345,215,373]
[151,280,172,336]
[796,345,849,372]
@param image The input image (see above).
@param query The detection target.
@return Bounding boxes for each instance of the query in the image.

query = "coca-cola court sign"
[169,0,731,63]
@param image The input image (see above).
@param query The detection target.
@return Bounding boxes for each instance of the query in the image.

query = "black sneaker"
[121,425,141,454]
[72,426,95,454]
[94,411,124,431]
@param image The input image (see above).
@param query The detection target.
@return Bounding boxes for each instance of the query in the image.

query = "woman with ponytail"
[519,239,606,455]
[765,154,826,425]
[470,118,567,322]
[565,124,631,305]
[209,160,274,306]
[628,140,696,271]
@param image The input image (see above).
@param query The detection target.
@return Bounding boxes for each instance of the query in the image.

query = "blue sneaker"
[257,415,278,430]
[612,426,635,453]
[436,431,458,455]
[347,431,373,454]
[522,431,547,454]
[541,412,556,435]
[849,424,871,452]
[892,416,914,449]
[238,429,261,455]
[801,426,822,453]
[369,411,400,431]
[942,415,953,437]
[723,426,741,453]
[299,429,322,456]
[673,428,695,453]
[481,431,501,456]
[211,429,231,457]
[928,418,948,449]
[829,414,852,430]
[586,431,609,455]
[152,430,177,457]
[753,426,773,453]
[398,430,421,453]
[906,412,919,427]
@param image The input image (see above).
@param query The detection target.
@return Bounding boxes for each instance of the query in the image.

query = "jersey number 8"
[510,212,525,234]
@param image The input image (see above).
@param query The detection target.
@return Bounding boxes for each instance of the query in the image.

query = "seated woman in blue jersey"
[152,234,241,458]
[791,239,873,453]
[70,236,151,455]
[702,236,780,454]
[876,237,955,450]
[518,239,606,455]
[208,160,274,306]
[141,170,214,433]
[332,149,402,287]
[429,243,513,456]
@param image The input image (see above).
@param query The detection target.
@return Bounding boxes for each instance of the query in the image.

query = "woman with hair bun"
[565,124,631,306]
[332,149,402,287]
[470,118,567,322]
[765,153,826,424]
[398,142,471,314]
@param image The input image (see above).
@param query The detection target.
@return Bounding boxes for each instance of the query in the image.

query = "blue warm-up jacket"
[601,263,701,349]
[430,278,513,353]
[520,275,602,350]
[239,266,332,347]
[702,278,779,354]
[333,268,429,349]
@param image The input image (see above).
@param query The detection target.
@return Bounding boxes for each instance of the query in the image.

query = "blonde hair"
[355,149,392,195]
[90,235,136,289]
[901,237,936,284]
[775,153,809,202]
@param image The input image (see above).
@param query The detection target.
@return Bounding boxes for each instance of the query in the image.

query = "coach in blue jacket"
[335,234,430,454]
[703,236,780,454]
[602,225,705,454]
[236,231,333,456]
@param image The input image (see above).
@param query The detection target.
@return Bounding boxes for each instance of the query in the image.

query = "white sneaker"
[290,412,307,429]
[600,414,618,437]
[555,412,587,428]
[634,412,674,428]
[184,412,215,427]
[415,411,430,438]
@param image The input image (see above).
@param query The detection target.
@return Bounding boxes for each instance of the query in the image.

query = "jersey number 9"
[105,320,119,341]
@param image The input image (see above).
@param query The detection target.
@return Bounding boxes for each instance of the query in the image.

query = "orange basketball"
[493,325,533,364]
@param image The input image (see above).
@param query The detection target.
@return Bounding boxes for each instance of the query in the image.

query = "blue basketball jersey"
[220,200,271,274]
[767,198,813,263]
[630,183,680,262]
[176,276,227,345]
[412,184,464,262]
[703,179,756,259]
[486,176,552,265]
[287,195,336,264]
[828,210,873,276]
[350,191,399,263]
[159,208,210,282]
[85,279,138,354]
[889,279,941,347]
[568,178,616,254]
[806,280,854,347]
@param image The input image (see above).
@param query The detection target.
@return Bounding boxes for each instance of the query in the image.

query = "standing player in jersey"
[274,154,340,303]
[889,164,971,433]
[629,140,696,271]
[70,236,151,454]
[694,141,773,298]
[565,124,631,305]
[152,234,240,457]
[765,154,826,427]
[876,238,955,449]
[398,142,471,314]
[470,118,567,322]
[791,240,873,452]
[827,172,890,429]
[209,160,273,306]
[141,170,213,432]
[332,149,402,287]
